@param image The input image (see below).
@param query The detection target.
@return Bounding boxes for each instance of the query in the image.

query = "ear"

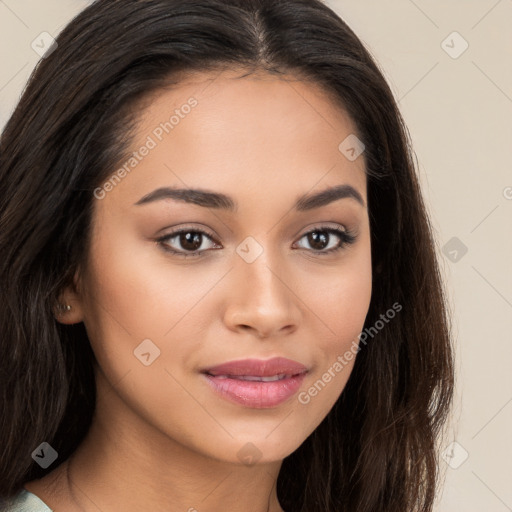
[53,269,85,325]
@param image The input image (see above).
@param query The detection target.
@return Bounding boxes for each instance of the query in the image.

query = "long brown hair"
[0,1,454,510]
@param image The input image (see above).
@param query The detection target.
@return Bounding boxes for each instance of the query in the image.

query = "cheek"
[82,223,205,339]
[79,224,164,378]
[79,235,218,446]
[80,224,222,392]
[306,243,372,350]
[295,246,372,419]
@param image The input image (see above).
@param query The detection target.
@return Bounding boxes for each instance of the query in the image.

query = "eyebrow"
[134,183,365,211]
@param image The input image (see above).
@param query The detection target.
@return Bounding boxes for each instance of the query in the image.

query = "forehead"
[105,69,367,207]
[135,68,358,143]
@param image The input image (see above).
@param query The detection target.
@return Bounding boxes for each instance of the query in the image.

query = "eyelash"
[156,224,357,259]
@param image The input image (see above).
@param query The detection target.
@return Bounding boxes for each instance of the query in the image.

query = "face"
[65,69,372,465]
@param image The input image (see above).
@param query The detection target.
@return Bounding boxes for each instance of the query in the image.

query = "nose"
[223,250,301,339]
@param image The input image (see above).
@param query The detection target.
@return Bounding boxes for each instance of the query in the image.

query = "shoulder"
[0,489,53,512]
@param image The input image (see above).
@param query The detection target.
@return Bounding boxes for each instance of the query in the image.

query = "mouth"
[201,357,308,408]
[202,356,308,377]
[206,373,294,381]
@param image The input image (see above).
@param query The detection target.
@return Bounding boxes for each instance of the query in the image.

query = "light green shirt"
[0,489,53,512]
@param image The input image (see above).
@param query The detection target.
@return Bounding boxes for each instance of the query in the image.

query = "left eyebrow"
[295,184,366,211]
[133,183,366,211]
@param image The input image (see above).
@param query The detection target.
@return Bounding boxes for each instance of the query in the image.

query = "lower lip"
[203,373,307,408]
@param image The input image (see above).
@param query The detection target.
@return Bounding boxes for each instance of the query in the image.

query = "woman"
[0,0,453,510]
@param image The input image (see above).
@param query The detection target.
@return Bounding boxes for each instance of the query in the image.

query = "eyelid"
[297,221,349,237]
[157,223,219,243]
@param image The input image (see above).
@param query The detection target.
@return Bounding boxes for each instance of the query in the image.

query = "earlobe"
[53,271,85,324]
[53,298,83,324]
[57,303,72,313]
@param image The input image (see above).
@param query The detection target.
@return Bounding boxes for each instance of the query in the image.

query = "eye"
[293,226,357,255]
[156,227,220,258]
[156,224,357,259]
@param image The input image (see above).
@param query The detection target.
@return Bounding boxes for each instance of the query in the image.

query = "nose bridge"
[225,238,300,336]
[238,240,288,308]
[242,249,283,301]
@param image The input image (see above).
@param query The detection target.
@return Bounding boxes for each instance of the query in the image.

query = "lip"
[203,357,308,377]
[202,357,308,409]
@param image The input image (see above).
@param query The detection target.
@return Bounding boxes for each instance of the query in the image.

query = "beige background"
[1,1,511,510]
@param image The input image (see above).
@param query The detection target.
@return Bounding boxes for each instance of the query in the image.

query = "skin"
[25,69,372,512]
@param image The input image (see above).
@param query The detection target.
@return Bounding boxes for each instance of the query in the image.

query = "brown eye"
[306,231,329,250]
[177,231,203,251]
[294,227,356,255]
[157,228,220,258]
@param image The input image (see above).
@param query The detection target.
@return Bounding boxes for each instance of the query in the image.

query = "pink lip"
[202,357,308,409]
[203,357,308,377]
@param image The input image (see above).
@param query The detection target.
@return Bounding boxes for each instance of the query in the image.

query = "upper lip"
[202,357,308,377]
